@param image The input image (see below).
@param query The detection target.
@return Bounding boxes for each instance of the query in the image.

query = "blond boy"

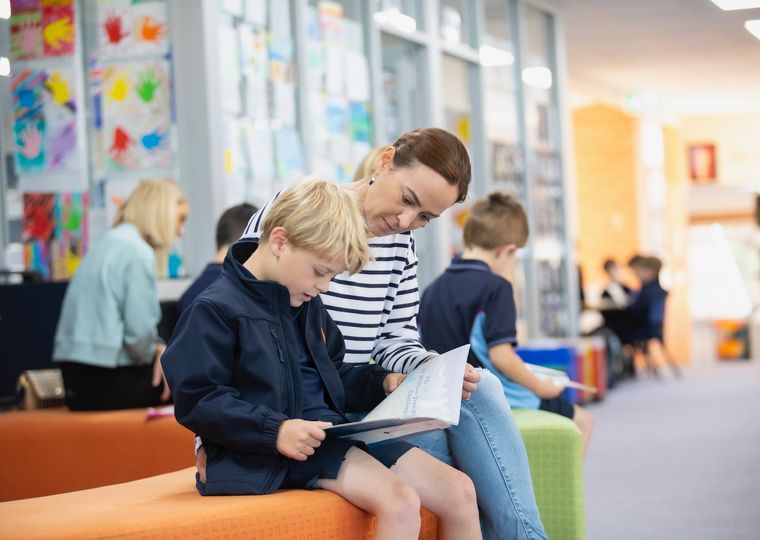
[161,179,481,539]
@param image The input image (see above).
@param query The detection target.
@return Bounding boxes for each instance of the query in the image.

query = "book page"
[325,344,470,442]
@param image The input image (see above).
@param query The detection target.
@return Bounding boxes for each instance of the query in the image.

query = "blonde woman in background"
[54,179,189,410]
[352,146,385,182]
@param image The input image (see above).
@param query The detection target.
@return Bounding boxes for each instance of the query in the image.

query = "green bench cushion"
[515,409,586,540]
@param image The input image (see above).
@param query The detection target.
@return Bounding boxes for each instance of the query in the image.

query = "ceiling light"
[0,0,10,19]
[479,45,515,67]
[373,8,417,33]
[0,57,10,77]
[709,0,760,10]
[522,67,552,89]
[745,19,760,39]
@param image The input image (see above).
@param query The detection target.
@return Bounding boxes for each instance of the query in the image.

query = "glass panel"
[481,0,527,338]
[380,32,425,144]
[522,5,568,337]
[481,0,521,198]
[441,54,471,258]
[210,0,303,209]
[306,1,373,183]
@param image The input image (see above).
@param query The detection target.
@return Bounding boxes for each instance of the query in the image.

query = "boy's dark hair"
[603,258,618,273]
[216,203,258,250]
[627,254,644,268]
[644,256,663,274]
[463,191,529,250]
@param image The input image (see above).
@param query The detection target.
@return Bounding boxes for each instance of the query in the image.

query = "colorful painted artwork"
[101,60,171,170]
[12,68,79,174]
[23,192,56,280]
[10,8,43,60]
[97,0,169,59]
[42,0,76,57]
[10,0,76,59]
[53,191,89,279]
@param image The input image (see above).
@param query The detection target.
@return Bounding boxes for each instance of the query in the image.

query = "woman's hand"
[383,373,407,394]
[461,363,480,400]
[152,343,171,402]
[276,420,332,461]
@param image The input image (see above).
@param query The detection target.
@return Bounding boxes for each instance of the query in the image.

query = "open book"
[325,344,470,444]
[525,363,598,394]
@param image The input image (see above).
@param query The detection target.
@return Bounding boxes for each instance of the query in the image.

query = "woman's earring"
[368,175,375,186]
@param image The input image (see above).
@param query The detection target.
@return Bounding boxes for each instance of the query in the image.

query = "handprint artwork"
[10,1,76,59]
[10,11,43,60]
[12,69,78,174]
[98,1,168,58]
[42,4,76,56]
[136,15,166,44]
[103,61,171,170]
[135,69,161,103]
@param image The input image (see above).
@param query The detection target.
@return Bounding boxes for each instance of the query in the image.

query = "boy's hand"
[462,364,480,400]
[276,420,331,461]
[383,373,407,394]
[536,379,564,400]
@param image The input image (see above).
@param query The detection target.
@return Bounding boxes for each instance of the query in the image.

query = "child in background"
[601,258,633,308]
[161,179,481,539]
[419,192,593,457]
[627,256,680,377]
[178,202,258,313]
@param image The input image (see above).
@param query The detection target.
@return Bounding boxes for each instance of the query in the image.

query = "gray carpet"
[584,360,760,540]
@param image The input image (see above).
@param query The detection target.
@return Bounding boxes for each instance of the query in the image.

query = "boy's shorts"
[539,397,575,419]
[280,437,415,490]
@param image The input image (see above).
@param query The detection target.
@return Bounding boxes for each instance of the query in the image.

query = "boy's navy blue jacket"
[161,239,390,496]
[626,278,668,341]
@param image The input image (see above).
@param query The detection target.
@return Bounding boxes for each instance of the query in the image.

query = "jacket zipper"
[269,325,296,417]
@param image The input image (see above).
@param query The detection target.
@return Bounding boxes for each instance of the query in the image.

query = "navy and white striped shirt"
[242,195,434,374]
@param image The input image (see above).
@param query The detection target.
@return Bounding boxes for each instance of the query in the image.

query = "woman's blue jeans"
[405,369,548,540]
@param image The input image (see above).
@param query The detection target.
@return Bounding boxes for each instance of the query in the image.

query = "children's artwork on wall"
[22,192,56,279]
[97,0,169,59]
[101,60,171,170]
[10,0,76,59]
[54,191,89,279]
[10,6,43,60]
[104,176,139,225]
[42,0,76,56]
[12,68,79,175]
[274,127,304,182]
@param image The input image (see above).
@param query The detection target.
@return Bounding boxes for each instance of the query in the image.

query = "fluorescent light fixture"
[745,19,760,39]
[479,44,515,67]
[521,66,552,89]
[0,0,10,19]
[710,0,760,9]
[0,57,10,77]
[373,8,417,33]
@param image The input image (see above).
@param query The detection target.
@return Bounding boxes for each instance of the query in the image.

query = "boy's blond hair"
[463,191,529,250]
[113,178,187,274]
[261,178,370,274]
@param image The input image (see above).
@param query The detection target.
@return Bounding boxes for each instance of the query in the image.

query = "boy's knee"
[451,470,478,508]
[380,478,421,522]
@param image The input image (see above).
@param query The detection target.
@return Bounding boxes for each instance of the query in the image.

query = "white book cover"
[525,363,598,394]
[325,344,470,444]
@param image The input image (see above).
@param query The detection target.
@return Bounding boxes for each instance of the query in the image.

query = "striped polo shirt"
[242,195,434,374]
